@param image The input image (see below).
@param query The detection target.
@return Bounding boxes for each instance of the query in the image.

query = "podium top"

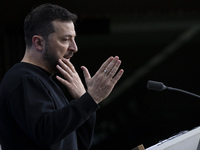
[146,126,200,150]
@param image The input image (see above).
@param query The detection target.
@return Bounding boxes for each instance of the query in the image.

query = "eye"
[62,38,70,41]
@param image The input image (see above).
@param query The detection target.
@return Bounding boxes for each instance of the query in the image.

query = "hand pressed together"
[56,56,124,104]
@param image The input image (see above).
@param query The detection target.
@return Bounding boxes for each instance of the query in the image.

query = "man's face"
[43,20,78,73]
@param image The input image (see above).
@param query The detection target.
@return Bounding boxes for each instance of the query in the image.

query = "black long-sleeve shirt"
[0,62,99,150]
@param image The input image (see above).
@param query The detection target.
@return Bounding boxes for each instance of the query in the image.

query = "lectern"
[133,126,200,150]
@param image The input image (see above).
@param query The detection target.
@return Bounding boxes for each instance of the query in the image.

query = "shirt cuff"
[75,92,100,119]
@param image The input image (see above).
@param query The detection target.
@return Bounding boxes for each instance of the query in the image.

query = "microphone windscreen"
[147,80,166,91]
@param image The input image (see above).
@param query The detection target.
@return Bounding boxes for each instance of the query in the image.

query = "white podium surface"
[146,126,200,150]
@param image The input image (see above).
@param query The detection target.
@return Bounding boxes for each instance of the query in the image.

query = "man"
[0,3,124,150]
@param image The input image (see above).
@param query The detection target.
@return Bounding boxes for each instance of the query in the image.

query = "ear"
[32,35,45,51]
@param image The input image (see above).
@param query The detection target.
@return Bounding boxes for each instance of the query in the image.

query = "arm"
[55,56,123,149]
[9,77,99,147]
[76,113,96,150]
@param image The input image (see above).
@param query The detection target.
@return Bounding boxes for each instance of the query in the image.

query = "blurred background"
[1,0,200,149]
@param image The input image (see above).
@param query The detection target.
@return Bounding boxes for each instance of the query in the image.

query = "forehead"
[51,20,76,36]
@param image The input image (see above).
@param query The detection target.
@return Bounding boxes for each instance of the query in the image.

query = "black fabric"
[0,62,99,150]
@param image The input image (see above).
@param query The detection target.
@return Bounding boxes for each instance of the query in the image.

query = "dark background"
[1,0,200,149]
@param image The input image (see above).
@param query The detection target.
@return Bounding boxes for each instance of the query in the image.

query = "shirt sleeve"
[9,76,99,147]
[77,113,96,150]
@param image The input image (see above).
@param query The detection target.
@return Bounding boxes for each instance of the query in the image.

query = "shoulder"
[1,62,51,91]
[4,62,50,80]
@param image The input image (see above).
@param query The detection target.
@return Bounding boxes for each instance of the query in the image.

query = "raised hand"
[81,56,124,104]
[56,58,86,99]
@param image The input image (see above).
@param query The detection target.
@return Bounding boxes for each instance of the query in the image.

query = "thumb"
[81,66,91,80]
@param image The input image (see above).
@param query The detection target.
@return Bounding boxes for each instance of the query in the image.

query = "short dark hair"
[24,3,77,47]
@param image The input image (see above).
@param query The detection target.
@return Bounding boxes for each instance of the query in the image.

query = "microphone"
[147,80,200,98]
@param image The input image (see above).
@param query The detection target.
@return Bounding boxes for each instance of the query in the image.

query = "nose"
[69,40,78,53]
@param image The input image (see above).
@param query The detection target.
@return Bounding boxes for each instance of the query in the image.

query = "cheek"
[61,44,69,52]
[58,45,69,56]
[51,42,68,54]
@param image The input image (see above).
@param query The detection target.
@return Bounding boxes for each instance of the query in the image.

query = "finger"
[105,56,120,74]
[56,75,70,86]
[81,66,91,80]
[58,59,73,76]
[62,58,76,72]
[56,64,72,80]
[98,56,114,73]
[108,59,121,77]
[112,69,124,84]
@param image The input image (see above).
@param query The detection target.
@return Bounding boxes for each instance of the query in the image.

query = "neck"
[21,49,55,74]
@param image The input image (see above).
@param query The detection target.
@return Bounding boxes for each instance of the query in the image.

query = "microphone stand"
[166,86,200,99]
[147,80,200,99]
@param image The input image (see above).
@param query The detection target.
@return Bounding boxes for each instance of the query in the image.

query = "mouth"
[64,53,73,59]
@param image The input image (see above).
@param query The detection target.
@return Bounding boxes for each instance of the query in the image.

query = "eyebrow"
[63,34,76,38]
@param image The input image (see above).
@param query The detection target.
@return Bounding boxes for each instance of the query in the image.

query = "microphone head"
[147,80,166,91]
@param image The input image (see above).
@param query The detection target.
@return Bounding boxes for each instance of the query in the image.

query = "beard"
[42,42,59,74]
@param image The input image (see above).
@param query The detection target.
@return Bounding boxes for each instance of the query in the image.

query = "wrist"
[87,91,101,104]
